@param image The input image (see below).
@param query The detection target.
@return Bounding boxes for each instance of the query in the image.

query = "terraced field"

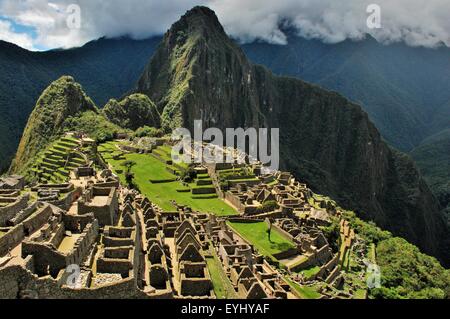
[99,141,237,216]
[31,137,87,184]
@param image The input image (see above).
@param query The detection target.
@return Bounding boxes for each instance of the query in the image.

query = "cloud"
[0,0,449,50]
[211,0,450,47]
[0,19,35,50]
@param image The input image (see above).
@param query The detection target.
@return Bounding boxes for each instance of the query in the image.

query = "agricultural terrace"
[31,136,87,184]
[98,141,237,216]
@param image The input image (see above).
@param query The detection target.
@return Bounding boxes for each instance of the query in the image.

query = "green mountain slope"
[411,129,450,222]
[9,76,124,176]
[135,6,450,265]
[242,32,450,151]
[0,37,161,172]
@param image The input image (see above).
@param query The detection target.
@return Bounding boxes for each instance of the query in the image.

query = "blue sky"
[0,0,449,51]
[0,15,49,50]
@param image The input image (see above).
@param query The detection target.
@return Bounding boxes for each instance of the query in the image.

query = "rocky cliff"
[136,6,449,264]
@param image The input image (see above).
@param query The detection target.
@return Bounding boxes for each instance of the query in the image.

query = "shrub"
[134,126,164,138]
[180,167,197,183]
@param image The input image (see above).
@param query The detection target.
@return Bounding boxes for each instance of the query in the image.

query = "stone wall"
[49,223,65,248]
[0,264,171,299]
[0,194,30,227]
[48,187,82,211]
[66,220,99,266]
[22,204,53,236]
[62,213,95,232]
[97,257,133,276]
[94,181,120,188]
[180,277,212,297]
[0,224,25,256]
[7,202,39,226]
[22,242,67,276]
[225,191,242,208]
[78,187,118,226]
[22,219,99,277]
[272,248,300,260]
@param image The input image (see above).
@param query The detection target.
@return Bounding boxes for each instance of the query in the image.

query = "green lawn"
[99,142,237,216]
[137,180,236,215]
[300,265,321,278]
[206,249,237,299]
[285,277,322,299]
[354,289,367,299]
[0,231,5,238]
[227,221,296,257]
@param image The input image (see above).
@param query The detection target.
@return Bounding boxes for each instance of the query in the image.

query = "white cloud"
[0,19,35,50]
[0,0,449,50]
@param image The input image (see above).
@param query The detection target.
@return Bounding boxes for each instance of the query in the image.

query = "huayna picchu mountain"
[135,6,449,264]
[10,76,124,176]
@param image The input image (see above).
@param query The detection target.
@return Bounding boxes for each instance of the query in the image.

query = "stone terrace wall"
[0,224,25,256]
[48,187,82,211]
[0,194,30,227]
[225,192,245,213]
[8,202,39,226]
[22,204,53,236]
[0,265,172,299]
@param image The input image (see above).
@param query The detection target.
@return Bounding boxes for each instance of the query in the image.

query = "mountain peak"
[166,6,226,43]
[136,6,255,131]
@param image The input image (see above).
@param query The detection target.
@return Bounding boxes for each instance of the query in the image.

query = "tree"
[180,167,197,183]
[265,218,273,242]
[121,160,136,188]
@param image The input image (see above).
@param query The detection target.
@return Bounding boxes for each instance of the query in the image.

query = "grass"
[99,141,237,216]
[354,289,367,299]
[227,221,295,257]
[206,248,237,299]
[300,265,321,278]
[138,181,235,215]
[284,277,321,299]
[0,231,6,238]
[32,137,85,184]
[267,179,279,186]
